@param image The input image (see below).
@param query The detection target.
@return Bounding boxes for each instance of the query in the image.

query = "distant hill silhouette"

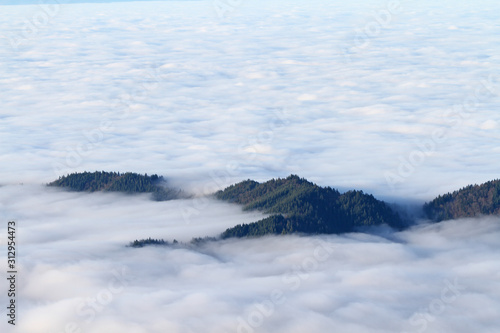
[215,175,405,238]
[424,179,500,221]
[48,171,185,201]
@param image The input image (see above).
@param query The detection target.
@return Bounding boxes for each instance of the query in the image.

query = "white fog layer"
[0,0,499,200]
[1,186,500,332]
[1,0,499,332]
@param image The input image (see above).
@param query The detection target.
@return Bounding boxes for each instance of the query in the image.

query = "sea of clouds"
[1,0,499,200]
[1,0,500,332]
[1,185,500,333]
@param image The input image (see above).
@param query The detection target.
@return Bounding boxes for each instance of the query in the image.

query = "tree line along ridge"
[47,171,500,242]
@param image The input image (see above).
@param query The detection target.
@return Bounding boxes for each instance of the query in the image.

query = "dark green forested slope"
[48,171,185,201]
[424,179,500,221]
[216,175,404,238]
[128,238,170,248]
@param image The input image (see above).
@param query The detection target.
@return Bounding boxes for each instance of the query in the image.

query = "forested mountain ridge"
[216,175,405,238]
[48,171,186,201]
[50,172,500,243]
[424,179,500,221]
